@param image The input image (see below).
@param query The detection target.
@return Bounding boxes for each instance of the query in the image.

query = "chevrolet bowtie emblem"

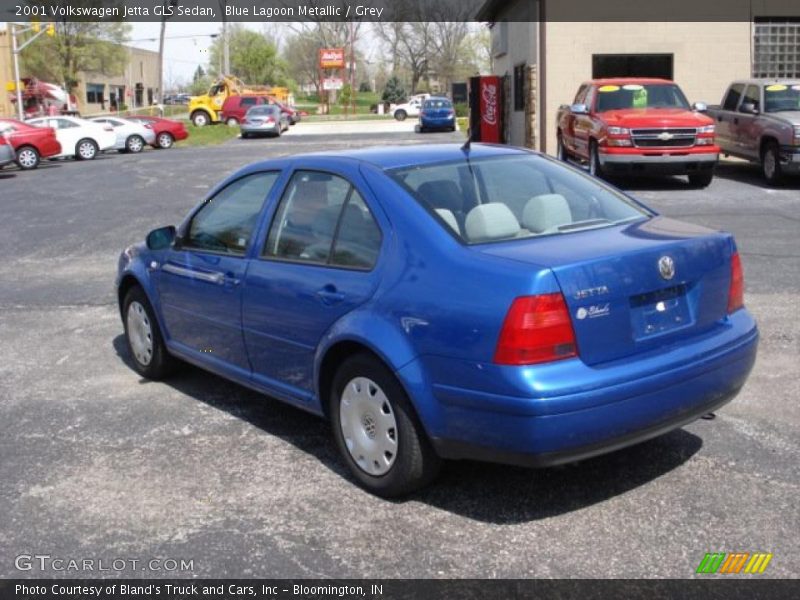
[658,131,674,141]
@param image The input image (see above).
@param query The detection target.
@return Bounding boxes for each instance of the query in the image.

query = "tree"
[382,76,407,104]
[283,31,323,96]
[20,17,130,93]
[374,22,432,94]
[208,24,285,85]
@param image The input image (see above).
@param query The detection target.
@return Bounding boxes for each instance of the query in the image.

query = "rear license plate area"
[630,284,693,340]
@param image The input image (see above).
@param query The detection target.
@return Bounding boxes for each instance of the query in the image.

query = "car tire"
[225,117,238,127]
[688,171,714,188]
[275,127,281,138]
[191,111,210,127]
[589,140,604,179]
[394,109,407,121]
[761,141,783,186]
[122,285,176,380]
[156,132,174,149]
[557,133,569,162]
[241,131,250,139]
[15,145,40,170]
[126,135,145,153]
[330,353,441,497]
[75,138,98,160]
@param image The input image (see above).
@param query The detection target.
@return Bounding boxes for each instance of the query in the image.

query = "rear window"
[594,83,689,111]
[389,154,651,244]
[424,99,453,109]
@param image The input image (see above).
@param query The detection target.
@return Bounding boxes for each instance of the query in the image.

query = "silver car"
[240,105,289,138]
[89,116,156,153]
[0,139,15,168]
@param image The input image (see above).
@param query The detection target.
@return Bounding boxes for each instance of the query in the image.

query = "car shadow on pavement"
[113,335,704,523]
[613,175,700,192]
[712,162,800,190]
[0,171,16,179]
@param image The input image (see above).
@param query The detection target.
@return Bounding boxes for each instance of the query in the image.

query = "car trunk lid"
[478,216,734,366]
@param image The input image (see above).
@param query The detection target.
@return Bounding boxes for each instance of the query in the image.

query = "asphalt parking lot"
[1,129,798,579]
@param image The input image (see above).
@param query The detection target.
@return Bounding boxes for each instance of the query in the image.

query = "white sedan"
[27,116,116,160]
[89,116,156,153]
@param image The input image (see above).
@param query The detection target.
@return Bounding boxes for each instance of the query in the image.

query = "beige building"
[1,23,159,117]
[477,0,800,155]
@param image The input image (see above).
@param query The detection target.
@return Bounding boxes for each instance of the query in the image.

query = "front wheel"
[394,109,407,121]
[16,146,40,170]
[75,138,98,160]
[122,286,175,380]
[556,133,569,162]
[761,141,783,186]
[589,140,604,179]
[126,135,145,153]
[688,170,714,188]
[191,111,210,127]
[330,354,441,497]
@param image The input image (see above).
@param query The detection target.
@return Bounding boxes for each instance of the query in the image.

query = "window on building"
[86,84,104,104]
[592,54,674,79]
[147,88,154,105]
[513,64,526,112]
[135,84,144,107]
[754,19,800,78]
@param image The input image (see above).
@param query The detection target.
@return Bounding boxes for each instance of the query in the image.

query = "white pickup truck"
[705,79,800,184]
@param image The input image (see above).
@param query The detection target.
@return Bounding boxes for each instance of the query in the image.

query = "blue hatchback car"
[419,97,456,132]
[117,144,758,496]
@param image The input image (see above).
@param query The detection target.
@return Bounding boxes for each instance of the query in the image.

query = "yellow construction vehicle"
[188,76,290,126]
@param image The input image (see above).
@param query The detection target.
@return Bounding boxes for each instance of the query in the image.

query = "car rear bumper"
[0,144,15,166]
[600,149,718,174]
[421,116,455,129]
[417,310,758,466]
[241,123,279,134]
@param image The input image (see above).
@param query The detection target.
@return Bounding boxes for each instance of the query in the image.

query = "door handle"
[733,118,739,125]
[316,285,345,305]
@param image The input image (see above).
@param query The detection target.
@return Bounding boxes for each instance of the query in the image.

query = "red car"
[556,78,719,187]
[222,95,300,126]
[0,118,61,170]
[127,115,189,149]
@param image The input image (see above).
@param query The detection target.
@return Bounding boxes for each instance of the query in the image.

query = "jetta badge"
[658,256,675,280]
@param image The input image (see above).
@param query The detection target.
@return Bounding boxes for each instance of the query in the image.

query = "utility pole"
[10,21,56,120]
[223,20,230,75]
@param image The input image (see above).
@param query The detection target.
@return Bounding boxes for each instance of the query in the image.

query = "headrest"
[521,194,572,233]
[465,203,520,242]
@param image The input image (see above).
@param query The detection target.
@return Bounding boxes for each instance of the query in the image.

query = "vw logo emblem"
[658,256,675,280]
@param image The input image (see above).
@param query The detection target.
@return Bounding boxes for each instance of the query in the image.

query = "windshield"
[764,83,800,112]
[389,154,651,244]
[424,99,453,109]
[595,83,690,112]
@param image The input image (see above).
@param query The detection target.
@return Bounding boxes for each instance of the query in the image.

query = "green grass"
[296,91,382,116]
[457,117,468,135]
[180,122,241,147]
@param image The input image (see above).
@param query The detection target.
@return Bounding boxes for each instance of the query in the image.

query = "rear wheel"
[122,286,175,380]
[394,109,407,121]
[330,353,441,497]
[225,117,238,127]
[156,132,174,149]
[688,170,714,188]
[126,135,145,153]
[761,141,783,186]
[75,138,98,160]
[16,145,40,170]
[191,111,210,127]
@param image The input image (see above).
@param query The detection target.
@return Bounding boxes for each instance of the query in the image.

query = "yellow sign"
[765,84,787,92]
[6,81,21,92]
[598,85,620,92]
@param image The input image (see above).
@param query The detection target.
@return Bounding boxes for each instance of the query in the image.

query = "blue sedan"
[116,144,758,497]
[419,97,456,132]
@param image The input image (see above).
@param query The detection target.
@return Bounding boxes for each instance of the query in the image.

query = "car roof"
[589,78,675,86]
[278,143,529,170]
[729,78,800,86]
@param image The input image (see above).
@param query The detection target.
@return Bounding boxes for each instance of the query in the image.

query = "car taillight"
[727,251,744,314]
[266,117,275,123]
[494,293,578,365]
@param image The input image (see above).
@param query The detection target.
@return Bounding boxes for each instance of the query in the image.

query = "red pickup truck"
[556,78,719,186]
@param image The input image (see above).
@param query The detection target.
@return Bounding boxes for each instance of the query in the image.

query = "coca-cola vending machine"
[468,76,504,143]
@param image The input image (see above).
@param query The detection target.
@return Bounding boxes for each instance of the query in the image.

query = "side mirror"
[570,103,589,115]
[739,102,758,114]
[146,225,176,250]
[692,102,708,112]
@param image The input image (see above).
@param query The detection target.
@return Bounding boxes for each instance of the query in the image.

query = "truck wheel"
[761,141,783,186]
[557,133,568,161]
[191,111,210,127]
[688,171,714,188]
[589,140,604,178]
[330,353,441,497]
[394,109,407,121]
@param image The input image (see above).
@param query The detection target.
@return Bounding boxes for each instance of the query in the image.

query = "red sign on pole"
[319,48,346,70]
[479,76,502,143]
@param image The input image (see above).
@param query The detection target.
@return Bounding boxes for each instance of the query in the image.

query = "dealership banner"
[1,579,798,599]
[4,0,800,22]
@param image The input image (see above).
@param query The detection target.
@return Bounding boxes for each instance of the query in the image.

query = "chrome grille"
[631,128,697,148]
